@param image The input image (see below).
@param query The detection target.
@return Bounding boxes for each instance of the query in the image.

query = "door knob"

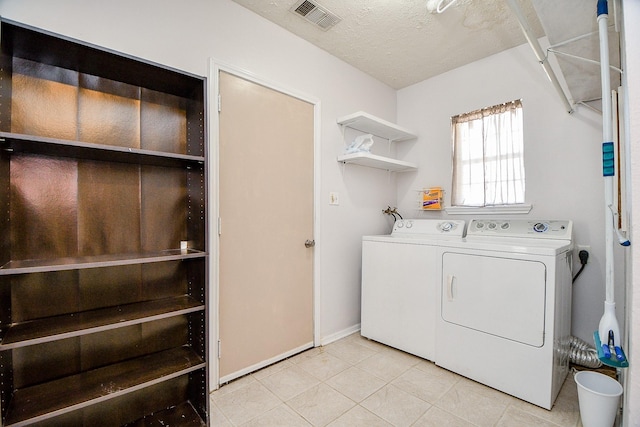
[304,239,315,248]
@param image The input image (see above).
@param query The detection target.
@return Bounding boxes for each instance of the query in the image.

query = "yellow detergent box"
[421,187,443,210]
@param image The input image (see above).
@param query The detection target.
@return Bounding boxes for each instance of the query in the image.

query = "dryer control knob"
[396,221,404,228]
[406,221,413,228]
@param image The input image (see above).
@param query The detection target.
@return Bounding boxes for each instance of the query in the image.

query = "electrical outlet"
[576,245,590,262]
[329,192,340,205]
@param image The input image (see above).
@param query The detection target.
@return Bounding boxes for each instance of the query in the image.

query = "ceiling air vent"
[290,0,342,31]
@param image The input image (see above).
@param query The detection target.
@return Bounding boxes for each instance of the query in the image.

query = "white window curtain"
[452,100,525,207]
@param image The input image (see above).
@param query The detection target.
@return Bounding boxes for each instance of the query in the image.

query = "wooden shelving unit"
[0,19,208,426]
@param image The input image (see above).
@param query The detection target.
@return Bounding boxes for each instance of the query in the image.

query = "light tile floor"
[210,333,583,426]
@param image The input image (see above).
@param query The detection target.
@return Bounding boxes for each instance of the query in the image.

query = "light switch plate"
[329,192,339,205]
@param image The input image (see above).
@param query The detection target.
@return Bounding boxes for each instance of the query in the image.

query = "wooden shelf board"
[0,249,206,276]
[337,111,417,141]
[0,132,205,168]
[0,296,204,350]
[337,152,417,172]
[4,346,205,427]
[126,401,206,426]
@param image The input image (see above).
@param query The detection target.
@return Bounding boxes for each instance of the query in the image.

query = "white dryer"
[436,219,573,410]
[361,219,465,361]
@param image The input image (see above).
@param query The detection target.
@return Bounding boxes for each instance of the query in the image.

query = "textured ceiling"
[231,0,545,89]
[231,0,619,106]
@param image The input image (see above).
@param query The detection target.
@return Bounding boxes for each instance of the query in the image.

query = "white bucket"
[575,371,623,427]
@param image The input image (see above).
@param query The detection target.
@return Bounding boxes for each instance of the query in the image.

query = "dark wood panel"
[12,57,78,85]
[186,167,206,251]
[10,270,79,321]
[186,93,206,157]
[12,337,80,389]
[10,154,78,260]
[142,261,188,301]
[0,151,9,267]
[1,296,203,349]
[78,84,140,148]
[139,316,190,357]
[4,347,205,426]
[79,264,143,312]
[141,88,187,154]
[0,350,14,418]
[77,160,141,256]
[78,316,189,372]
[10,67,78,140]
[0,49,10,270]
[0,44,13,133]
[141,166,187,252]
[0,277,10,333]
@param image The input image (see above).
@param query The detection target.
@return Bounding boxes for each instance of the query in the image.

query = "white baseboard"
[320,323,361,346]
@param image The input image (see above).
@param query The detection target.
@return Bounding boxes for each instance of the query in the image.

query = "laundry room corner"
[396,39,609,346]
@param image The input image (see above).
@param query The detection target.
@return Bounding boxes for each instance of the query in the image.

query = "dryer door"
[441,252,546,347]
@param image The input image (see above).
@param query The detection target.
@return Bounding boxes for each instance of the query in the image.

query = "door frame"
[208,59,322,391]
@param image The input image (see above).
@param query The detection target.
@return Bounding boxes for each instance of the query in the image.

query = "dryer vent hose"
[568,335,602,369]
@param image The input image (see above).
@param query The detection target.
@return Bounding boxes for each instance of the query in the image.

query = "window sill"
[444,204,532,215]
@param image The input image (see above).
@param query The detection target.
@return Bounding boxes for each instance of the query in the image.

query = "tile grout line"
[212,333,581,427]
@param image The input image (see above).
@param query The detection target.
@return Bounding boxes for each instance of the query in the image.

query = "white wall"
[0,0,398,344]
[396,41,612,344]
[622,0,639,422]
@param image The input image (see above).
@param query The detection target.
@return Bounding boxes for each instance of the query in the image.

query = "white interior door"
[218,71,314,382]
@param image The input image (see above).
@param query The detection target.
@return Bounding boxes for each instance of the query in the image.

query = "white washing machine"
[436,219,573,410]
[361,219,465,360]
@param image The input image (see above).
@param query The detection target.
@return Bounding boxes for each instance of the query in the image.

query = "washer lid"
[363,219,465,242]
[391,219,465,237]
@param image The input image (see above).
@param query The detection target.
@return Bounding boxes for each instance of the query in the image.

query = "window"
[451,99,525,207]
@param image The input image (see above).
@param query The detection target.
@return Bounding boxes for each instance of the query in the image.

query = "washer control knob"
[488,222,497,230]
[440,222,453,232]
[475,222,484,229]
[405,221,413,228]
[500,222,510,230]
[396,221,404,228]
[533,222,548,233]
